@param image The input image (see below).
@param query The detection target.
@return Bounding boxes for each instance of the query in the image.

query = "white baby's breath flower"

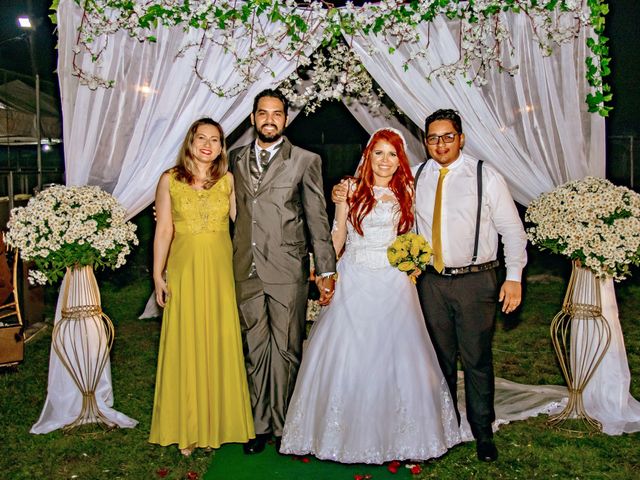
[526,176,640,281]
[5,185,138,284]
[28,269,49,286]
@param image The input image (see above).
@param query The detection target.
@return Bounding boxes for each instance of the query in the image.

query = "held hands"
[499,280,521,314]
[331,180,349,204]
[316,274,336,306]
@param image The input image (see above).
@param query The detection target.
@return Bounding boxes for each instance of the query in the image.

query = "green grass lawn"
[1,212,639,479]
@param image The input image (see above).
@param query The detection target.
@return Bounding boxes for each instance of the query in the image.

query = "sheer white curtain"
[48,0,637,436]
[350,13,639,435]
[581,279,640,434]
[33,0,325,434]
[349,14,605,205]
[342,97,425,166]
[57,0,324,218]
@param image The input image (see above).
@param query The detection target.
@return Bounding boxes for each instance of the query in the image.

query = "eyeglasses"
[426,132,459,145]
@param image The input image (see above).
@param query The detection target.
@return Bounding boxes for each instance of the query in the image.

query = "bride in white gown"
[280,128,461,464]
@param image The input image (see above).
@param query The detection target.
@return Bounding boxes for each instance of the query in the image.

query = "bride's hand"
[331,180,349,204]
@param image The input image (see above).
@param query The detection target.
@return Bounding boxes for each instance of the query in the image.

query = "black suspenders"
[414,159,484,264]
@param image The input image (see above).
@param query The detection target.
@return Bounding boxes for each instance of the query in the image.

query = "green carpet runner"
[205,442,416,479]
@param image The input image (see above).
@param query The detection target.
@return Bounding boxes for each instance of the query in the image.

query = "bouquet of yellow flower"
[387,232,432,283]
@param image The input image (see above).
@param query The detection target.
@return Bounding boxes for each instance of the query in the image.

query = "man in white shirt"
[415,109,527,462]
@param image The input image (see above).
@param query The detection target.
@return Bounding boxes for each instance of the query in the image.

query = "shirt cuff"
[505,268,522,283]
[318,271,336,278]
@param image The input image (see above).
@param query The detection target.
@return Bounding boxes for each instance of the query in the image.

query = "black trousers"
[417,268,498,441]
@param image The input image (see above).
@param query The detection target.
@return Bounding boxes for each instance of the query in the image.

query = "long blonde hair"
[172,118,228,188]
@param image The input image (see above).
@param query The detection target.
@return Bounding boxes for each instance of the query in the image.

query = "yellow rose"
[416,236,428,249]
[419,252,432,264]
[398,261,415,272]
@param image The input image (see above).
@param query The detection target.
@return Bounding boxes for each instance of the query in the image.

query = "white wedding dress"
[280,187,461,463]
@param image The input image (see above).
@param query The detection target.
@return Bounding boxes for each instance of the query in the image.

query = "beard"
[255,123,284,143]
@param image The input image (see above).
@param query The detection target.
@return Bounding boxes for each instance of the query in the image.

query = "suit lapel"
[235,145,253,194]
[256,139,292,195]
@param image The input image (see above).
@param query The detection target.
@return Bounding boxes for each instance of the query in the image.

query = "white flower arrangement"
[4,185,139,285]
[306,299,322,322]
[279,42,383,114]
[525,176,640,282]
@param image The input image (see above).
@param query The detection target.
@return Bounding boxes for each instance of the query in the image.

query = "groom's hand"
[316,275,336,306]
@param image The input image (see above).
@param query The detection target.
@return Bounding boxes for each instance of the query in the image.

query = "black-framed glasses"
[426,132,459,145]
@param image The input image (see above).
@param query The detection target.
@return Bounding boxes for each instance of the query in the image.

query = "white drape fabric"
[341,96,425,166]
[31,270,137,434]
[51,0,637,437]
[35,0,325,434]
[57,0,324,218]
[581,278,640,434]
[349,14,638,436]
[348,13,605,206]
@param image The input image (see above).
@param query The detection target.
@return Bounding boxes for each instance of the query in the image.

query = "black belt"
[425,260,500,276]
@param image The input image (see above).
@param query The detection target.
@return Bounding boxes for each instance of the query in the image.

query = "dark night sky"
[1,0,638,138]
[0,0,57,93]
[605,0,640,137]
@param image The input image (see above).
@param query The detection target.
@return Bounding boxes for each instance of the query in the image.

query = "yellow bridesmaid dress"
[149,173,254,449]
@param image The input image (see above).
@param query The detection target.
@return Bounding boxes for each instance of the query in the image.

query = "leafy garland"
[52,0,611,116]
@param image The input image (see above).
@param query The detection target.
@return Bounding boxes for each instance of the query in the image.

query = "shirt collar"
[428,151,464,171]
[255,138,284,156]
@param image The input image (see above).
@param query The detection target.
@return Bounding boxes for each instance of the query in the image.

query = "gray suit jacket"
[229,137,336,284]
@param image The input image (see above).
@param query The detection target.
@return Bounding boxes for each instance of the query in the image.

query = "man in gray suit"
[229,89,337,454]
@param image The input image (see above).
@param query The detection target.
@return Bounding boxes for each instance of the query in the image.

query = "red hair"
[348,129,415,236]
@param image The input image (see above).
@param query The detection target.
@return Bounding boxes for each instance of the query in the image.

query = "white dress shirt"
[413,153,527,282]
[254,138,284,173]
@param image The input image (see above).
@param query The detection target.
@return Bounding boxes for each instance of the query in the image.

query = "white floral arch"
[57,0,606,216]
[37,0,639,437]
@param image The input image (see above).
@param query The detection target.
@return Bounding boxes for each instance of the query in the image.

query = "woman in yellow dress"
[150,118,254,456]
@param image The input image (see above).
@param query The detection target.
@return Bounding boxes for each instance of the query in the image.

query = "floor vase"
[51,265,115,431]
[548,260,611,431]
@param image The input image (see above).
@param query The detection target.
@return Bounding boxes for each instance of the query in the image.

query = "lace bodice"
[341,186,399,269]
[169,173,231,235]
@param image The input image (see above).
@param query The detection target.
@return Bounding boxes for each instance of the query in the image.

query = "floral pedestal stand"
[51,265,116,431]
[548,261,611,432]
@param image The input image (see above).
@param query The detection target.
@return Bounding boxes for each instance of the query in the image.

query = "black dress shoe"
[274,436,283,454]
[476,439,498,462]
[243,435,268,455]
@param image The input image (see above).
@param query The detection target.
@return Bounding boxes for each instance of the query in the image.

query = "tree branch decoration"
[53,0,612,116]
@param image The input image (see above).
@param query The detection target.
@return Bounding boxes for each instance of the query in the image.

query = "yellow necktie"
[432,168,449,273]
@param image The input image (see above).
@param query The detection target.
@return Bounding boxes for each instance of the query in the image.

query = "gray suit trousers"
[236,277,309,436]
